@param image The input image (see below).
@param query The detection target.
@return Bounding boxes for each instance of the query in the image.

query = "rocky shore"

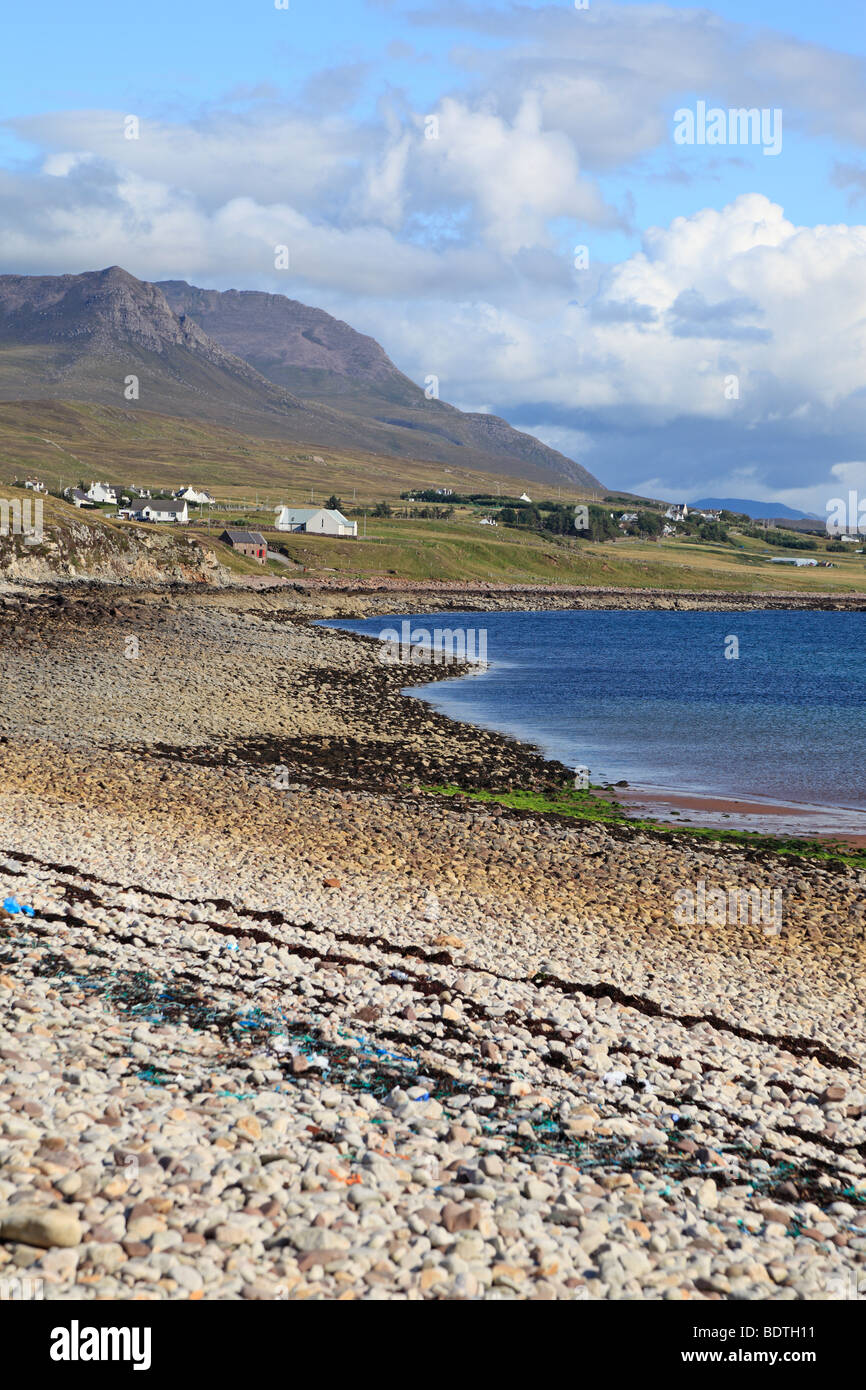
[0,584,864,1301]
[232,576,866,619]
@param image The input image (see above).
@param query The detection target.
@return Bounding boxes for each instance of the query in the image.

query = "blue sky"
[2,1,866,505]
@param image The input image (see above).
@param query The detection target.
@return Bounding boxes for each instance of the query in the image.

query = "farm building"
[219,529,267,563]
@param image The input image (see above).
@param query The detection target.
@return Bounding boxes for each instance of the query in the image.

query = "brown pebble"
[441,1202,479,1234]
[821,1084,847,1104]
[297,1249,346,1271]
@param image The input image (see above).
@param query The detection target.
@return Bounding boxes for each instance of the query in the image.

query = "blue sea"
[323,609,866,821]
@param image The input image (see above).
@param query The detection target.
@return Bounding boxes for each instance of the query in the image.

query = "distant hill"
[691,497,818,520]
[0,266,601,488]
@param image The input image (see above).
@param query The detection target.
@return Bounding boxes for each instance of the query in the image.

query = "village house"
[219,529,267,563]
[133,499,189,524]
[274,506,358,537]
[86,481,124,505]
[66,488,94,509]
[664,503,689,521]
[23,479,46,492]
[175,486,215,505]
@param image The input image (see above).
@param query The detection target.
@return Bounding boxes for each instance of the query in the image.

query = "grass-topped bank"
[423,781,866,870]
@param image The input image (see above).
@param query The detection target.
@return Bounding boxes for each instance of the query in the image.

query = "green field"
[186,514,866,591]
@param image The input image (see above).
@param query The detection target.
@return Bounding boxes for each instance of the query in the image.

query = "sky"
[2,0,866,508]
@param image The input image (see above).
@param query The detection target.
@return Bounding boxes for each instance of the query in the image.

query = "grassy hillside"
[0,400,594,508]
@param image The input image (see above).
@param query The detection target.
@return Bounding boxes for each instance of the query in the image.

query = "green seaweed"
[422,782,866,870]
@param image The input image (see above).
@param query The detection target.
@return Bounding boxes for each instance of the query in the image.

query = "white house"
[175,486,214,505]
[87,481,123,504]
[274,506,357,537]
[518,492,532,503]
[67,488,93,509]
[478,516,497,526]
[664,503,688,521]
[134,499,189,524]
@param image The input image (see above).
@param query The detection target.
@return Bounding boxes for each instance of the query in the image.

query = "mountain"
[156,280,600,487]
[0,266,601,488]
[691,497,818,520]
[0,266,308,429]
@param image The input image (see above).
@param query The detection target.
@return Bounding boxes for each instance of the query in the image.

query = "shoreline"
[0,583,864,1302]
[323,607,866,851]
[6,573,866,613]
[605,786,866,847]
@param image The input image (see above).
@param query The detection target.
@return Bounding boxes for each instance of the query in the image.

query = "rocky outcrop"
[0,517,228,587]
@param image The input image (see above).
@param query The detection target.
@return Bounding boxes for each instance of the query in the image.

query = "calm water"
[323,610,866,812]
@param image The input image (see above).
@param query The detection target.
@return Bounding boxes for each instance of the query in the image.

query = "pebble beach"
[1,583,865,1302]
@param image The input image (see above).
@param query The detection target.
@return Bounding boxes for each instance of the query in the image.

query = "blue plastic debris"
[3,896,35,917]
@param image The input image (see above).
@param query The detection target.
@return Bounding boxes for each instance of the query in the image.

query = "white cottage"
[175,486,214,505]
[274,506,357,537]
[87,481,122,504]
[135,499,189,524]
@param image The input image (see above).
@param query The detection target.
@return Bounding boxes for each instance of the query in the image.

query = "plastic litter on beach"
[19,940,862,1216]
[2,895,36,917]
